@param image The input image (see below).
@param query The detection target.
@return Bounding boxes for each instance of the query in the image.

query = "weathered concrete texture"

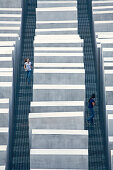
[111,151,113,170]
[30,150,88,169]
[0,7,22,169]
[0,147,7,165]
[31,130,88,149]
[29,112,84,130]
[0,0,22,8]
[29,0,88,169]
[92,1,113,169]
[37,1,77,8]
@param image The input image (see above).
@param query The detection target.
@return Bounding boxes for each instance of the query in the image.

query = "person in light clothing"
[24,58,32,83]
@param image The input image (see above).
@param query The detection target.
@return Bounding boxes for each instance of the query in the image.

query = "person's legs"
[26,71,29,79]
[87,108,95,123]
[27,71,31,83]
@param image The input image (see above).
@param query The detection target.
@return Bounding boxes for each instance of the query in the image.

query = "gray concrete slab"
[36,22,78,29]
[32,89,85,101]
[36,10,77,21]
[93,12,113,21]
[0,0,21,7]
[35,30,77,35]
[108,114,113,136]
[30,149,88,169]
[29,112,84,130]
[34,54,84,63]
[94,22,113,32]
[111,150,113,170]
[106,91,113,105]
[30,104,84,113]
[0,146,7,165]
[33,73,85,85]
[105,74,113,86]
[0,129,8,145]
[0,15,21,21]
[0,9,22,14]
[37,1,77,8]
[31,130,88,149]
[0,111,9,127]
[0,86,12,99]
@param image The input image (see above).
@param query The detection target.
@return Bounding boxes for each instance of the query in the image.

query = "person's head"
[24,58,27,62]
[27,58,30,62]
[91,93,95,99]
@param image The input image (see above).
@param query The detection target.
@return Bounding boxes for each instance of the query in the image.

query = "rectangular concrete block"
[34,35,83,46]
[0,21,21,27]
[33,72,85,85]
[108,114,113,136]
[37,1,77,8]
[36,21,78,29]
[94,22,113,32]
[29,112,84,130]
[0,110,9,127]
[105,74,113,86]
[111,150,113,170]
[30,169,88,170]
[34,54,84,63]
[93,12,113,21]
[30,101,84,112]
[32,88,85,101]
[0,99,9,108]
[0,166,5,170]
[0,145,7,165]
[0,73,12,82]
[30,149,88,169]
[0,61,12,68]
[0,0,21,8]
[105,90,113,105]
[36,8,77,21]
[0,85,12,99]
[0,14,21,21]
[0,27,20,34]
[93,1,113,7]
[34,47,83,52]
[35,28,77,35]
[0,128,8,145]
[109,137,113,151]
[30,129,88,149]
[0,8,22,14]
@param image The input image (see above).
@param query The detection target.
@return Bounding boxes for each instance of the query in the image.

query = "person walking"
[87,93,96,125]
[24,58,32,83]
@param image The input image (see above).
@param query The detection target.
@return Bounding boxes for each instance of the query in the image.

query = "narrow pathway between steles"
[11,0,37,169]
[77,0,108,169]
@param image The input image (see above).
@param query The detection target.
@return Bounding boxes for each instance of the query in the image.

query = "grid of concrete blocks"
[92,0,113,169]
[0,0,22,169]
[29,1,88,170]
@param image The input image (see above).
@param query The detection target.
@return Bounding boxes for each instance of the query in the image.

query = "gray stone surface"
[30,105,84,113]
[0,6,22,168]
[33,89,85,101]
[0,113,9,127]
[0,0,22,8]
[92,2,113,169]
[0,150,6,165]
[36,22,78,29]
[29,113,84,130]
[31,132,88,149]
[0,132,8,145]
[29,1,88,169]
[36,11,77,21]
[30,152,88,169]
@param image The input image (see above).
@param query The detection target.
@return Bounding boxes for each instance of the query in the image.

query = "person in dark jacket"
[87,93,96,124]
